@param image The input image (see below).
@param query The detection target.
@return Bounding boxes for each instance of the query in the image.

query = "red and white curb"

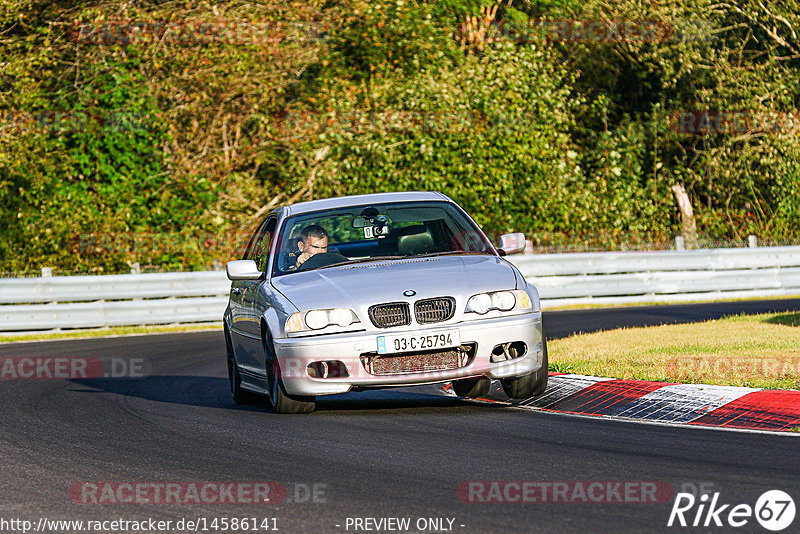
[446,373,800,432]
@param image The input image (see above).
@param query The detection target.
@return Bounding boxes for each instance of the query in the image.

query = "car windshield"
[272,201,495,276]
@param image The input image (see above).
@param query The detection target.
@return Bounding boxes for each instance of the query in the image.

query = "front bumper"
[273,311,543,396]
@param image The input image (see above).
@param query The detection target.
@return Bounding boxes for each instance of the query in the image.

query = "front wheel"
[264,334,316,414]
[500,334,549,399]
[451,376,491,398]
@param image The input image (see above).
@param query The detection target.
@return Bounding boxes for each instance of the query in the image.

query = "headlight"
[328,308,354,327]
[305,310,329,330]
[466,293,492,314]
[465,290,532,315]
[285,308,360,333]
[491,291,516,311]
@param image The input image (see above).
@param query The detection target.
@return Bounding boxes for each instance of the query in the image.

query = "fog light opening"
[508,341,526,359]
[490,344,507,363]
[307,360,349,379]
[490,342,527,363]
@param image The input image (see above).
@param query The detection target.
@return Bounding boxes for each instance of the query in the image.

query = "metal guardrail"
[0,271,229,331]
[513,246,800,307]
[1,245,800,331]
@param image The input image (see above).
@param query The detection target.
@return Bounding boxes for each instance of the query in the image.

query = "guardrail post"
[748,235,758,248]
[675,236,685,251]
[41,267,52,277]
[524,240,534,254]
[130,262,141,275]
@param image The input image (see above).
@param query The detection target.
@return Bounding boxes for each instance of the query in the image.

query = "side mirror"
[498,233,526,256]
[226,260,263,281]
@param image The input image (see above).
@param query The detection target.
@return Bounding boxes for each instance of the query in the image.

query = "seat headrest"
[398,232,435,255]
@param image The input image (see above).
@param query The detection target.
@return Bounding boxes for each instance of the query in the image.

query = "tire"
[226,328,261,405]
[500,333,549,399]
[451,376,491,398]
[264,332,316,414]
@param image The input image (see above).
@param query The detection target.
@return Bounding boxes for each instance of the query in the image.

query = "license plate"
[376,329,460,355]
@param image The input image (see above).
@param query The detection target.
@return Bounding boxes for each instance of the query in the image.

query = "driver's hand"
[296,251,313,267]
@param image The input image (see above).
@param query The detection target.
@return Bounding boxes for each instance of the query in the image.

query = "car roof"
[282,191,452,216]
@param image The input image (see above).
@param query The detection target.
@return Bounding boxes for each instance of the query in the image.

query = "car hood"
[271,255,517,312]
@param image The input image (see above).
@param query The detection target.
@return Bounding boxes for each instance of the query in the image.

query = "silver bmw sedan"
[224,191,547,413]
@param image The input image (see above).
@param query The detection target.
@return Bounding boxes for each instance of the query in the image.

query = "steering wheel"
[295,252,350,271]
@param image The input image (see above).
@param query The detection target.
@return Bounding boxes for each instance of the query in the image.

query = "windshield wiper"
[409,251,493,258]
[301,252,491,272]
[316,255,407,269]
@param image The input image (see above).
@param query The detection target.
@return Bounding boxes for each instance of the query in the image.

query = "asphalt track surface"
[1,299,799,534]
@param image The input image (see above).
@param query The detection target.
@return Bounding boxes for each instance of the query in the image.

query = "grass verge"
[543,293,800,311]
[548,312,800,390]
[0,323,221,344]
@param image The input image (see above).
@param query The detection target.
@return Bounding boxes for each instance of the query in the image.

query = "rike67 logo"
[668,490,795,531]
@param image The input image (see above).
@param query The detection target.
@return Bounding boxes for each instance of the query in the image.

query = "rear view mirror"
[352,216,370,228]
[226,260,263,281]
[498,233,526,256]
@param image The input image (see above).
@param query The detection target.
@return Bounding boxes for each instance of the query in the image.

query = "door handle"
[232,288,242,295]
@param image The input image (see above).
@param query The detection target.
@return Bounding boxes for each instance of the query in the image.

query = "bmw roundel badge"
[403,290,416,297]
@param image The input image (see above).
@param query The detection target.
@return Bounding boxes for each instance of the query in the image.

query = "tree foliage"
[2,0,800,272]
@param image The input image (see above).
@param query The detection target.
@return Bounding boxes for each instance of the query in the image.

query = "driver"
[290,225,328,269]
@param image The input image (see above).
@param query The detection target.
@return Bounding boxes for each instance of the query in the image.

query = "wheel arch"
[260,308,282,348]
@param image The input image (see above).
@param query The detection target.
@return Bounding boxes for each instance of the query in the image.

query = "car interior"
[274,204,493,275]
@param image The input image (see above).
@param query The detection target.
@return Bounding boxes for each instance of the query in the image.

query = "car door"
[229,218,268,372]
[236,217,277,375]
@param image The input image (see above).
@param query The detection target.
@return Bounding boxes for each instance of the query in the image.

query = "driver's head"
[297,225,328,257]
